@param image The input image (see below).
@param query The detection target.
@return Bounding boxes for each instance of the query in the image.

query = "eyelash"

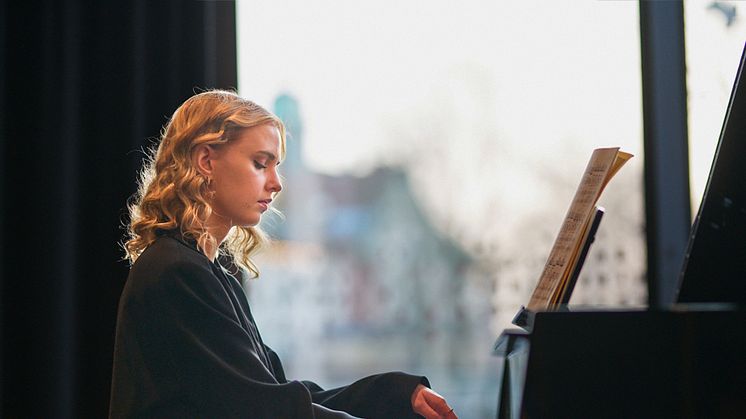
[253,160,267,170]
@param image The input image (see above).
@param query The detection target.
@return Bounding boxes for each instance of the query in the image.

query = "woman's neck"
[198,237,219,262]
[200,222,230,262]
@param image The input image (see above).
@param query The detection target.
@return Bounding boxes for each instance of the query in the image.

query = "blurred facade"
[247,94,499,415]
[242,94,646,417]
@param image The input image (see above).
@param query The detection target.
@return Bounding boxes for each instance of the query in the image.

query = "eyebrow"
[254,151,278,162]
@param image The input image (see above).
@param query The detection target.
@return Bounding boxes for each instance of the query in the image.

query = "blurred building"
[244,94,646,417]
[247,95,494,392]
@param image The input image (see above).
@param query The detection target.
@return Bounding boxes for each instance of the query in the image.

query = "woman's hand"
[410,384,458,419]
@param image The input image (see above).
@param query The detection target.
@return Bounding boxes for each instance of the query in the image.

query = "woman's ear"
[193,144,215,178]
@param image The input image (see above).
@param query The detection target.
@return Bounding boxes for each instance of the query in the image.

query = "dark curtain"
[1,1,238,417]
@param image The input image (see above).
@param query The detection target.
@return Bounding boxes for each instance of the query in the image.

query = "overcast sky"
[237,0,746,230]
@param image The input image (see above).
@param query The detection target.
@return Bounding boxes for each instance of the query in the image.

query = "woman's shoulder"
[126,234,213,295]
[136,233,205,267]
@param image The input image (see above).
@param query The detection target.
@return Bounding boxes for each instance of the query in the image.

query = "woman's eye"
[253,160,267,169]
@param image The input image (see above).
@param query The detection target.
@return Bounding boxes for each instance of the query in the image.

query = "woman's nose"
[267,170,283,193]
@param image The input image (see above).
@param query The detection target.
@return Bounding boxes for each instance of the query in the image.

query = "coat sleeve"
[111,250,356,419]
[261,314,428,418]
[303,372,430,419]
[263,340,428,418]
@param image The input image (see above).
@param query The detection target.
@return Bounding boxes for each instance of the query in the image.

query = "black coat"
[109,232,428,418]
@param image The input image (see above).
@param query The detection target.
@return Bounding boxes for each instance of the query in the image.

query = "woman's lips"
[258,199,272,211]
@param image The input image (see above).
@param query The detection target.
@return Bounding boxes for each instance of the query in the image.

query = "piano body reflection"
[492,44,746,418]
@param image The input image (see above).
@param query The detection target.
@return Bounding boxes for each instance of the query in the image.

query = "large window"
[238,1,644,416]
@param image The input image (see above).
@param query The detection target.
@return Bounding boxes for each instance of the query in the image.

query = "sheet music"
[527,148,632,311]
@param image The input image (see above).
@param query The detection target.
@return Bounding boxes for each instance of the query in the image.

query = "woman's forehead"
[233,124,282,157]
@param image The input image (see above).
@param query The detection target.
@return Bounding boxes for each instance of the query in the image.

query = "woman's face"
[206,123,283,231]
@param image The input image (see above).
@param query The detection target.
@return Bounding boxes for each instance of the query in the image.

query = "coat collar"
[159,229,202,254]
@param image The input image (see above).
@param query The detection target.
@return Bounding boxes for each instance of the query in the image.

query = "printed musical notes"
[526,148,633,312]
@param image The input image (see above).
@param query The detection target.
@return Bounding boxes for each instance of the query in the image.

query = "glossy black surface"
[495,307,746,419]
[677,43,746,306]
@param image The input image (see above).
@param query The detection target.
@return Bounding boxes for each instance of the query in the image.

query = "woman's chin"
[237,216,261,228]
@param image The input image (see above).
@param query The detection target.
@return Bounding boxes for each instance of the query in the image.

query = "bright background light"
[237,1,746,417]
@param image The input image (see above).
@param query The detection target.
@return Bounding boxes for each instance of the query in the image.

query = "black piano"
[492,45,746,419]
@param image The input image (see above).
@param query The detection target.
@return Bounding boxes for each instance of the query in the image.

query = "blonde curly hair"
[124,90,286,278]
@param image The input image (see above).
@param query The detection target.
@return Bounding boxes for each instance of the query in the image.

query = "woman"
[110,90,458,418]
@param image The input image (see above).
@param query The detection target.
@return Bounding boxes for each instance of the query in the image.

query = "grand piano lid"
[677,41,746,306]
